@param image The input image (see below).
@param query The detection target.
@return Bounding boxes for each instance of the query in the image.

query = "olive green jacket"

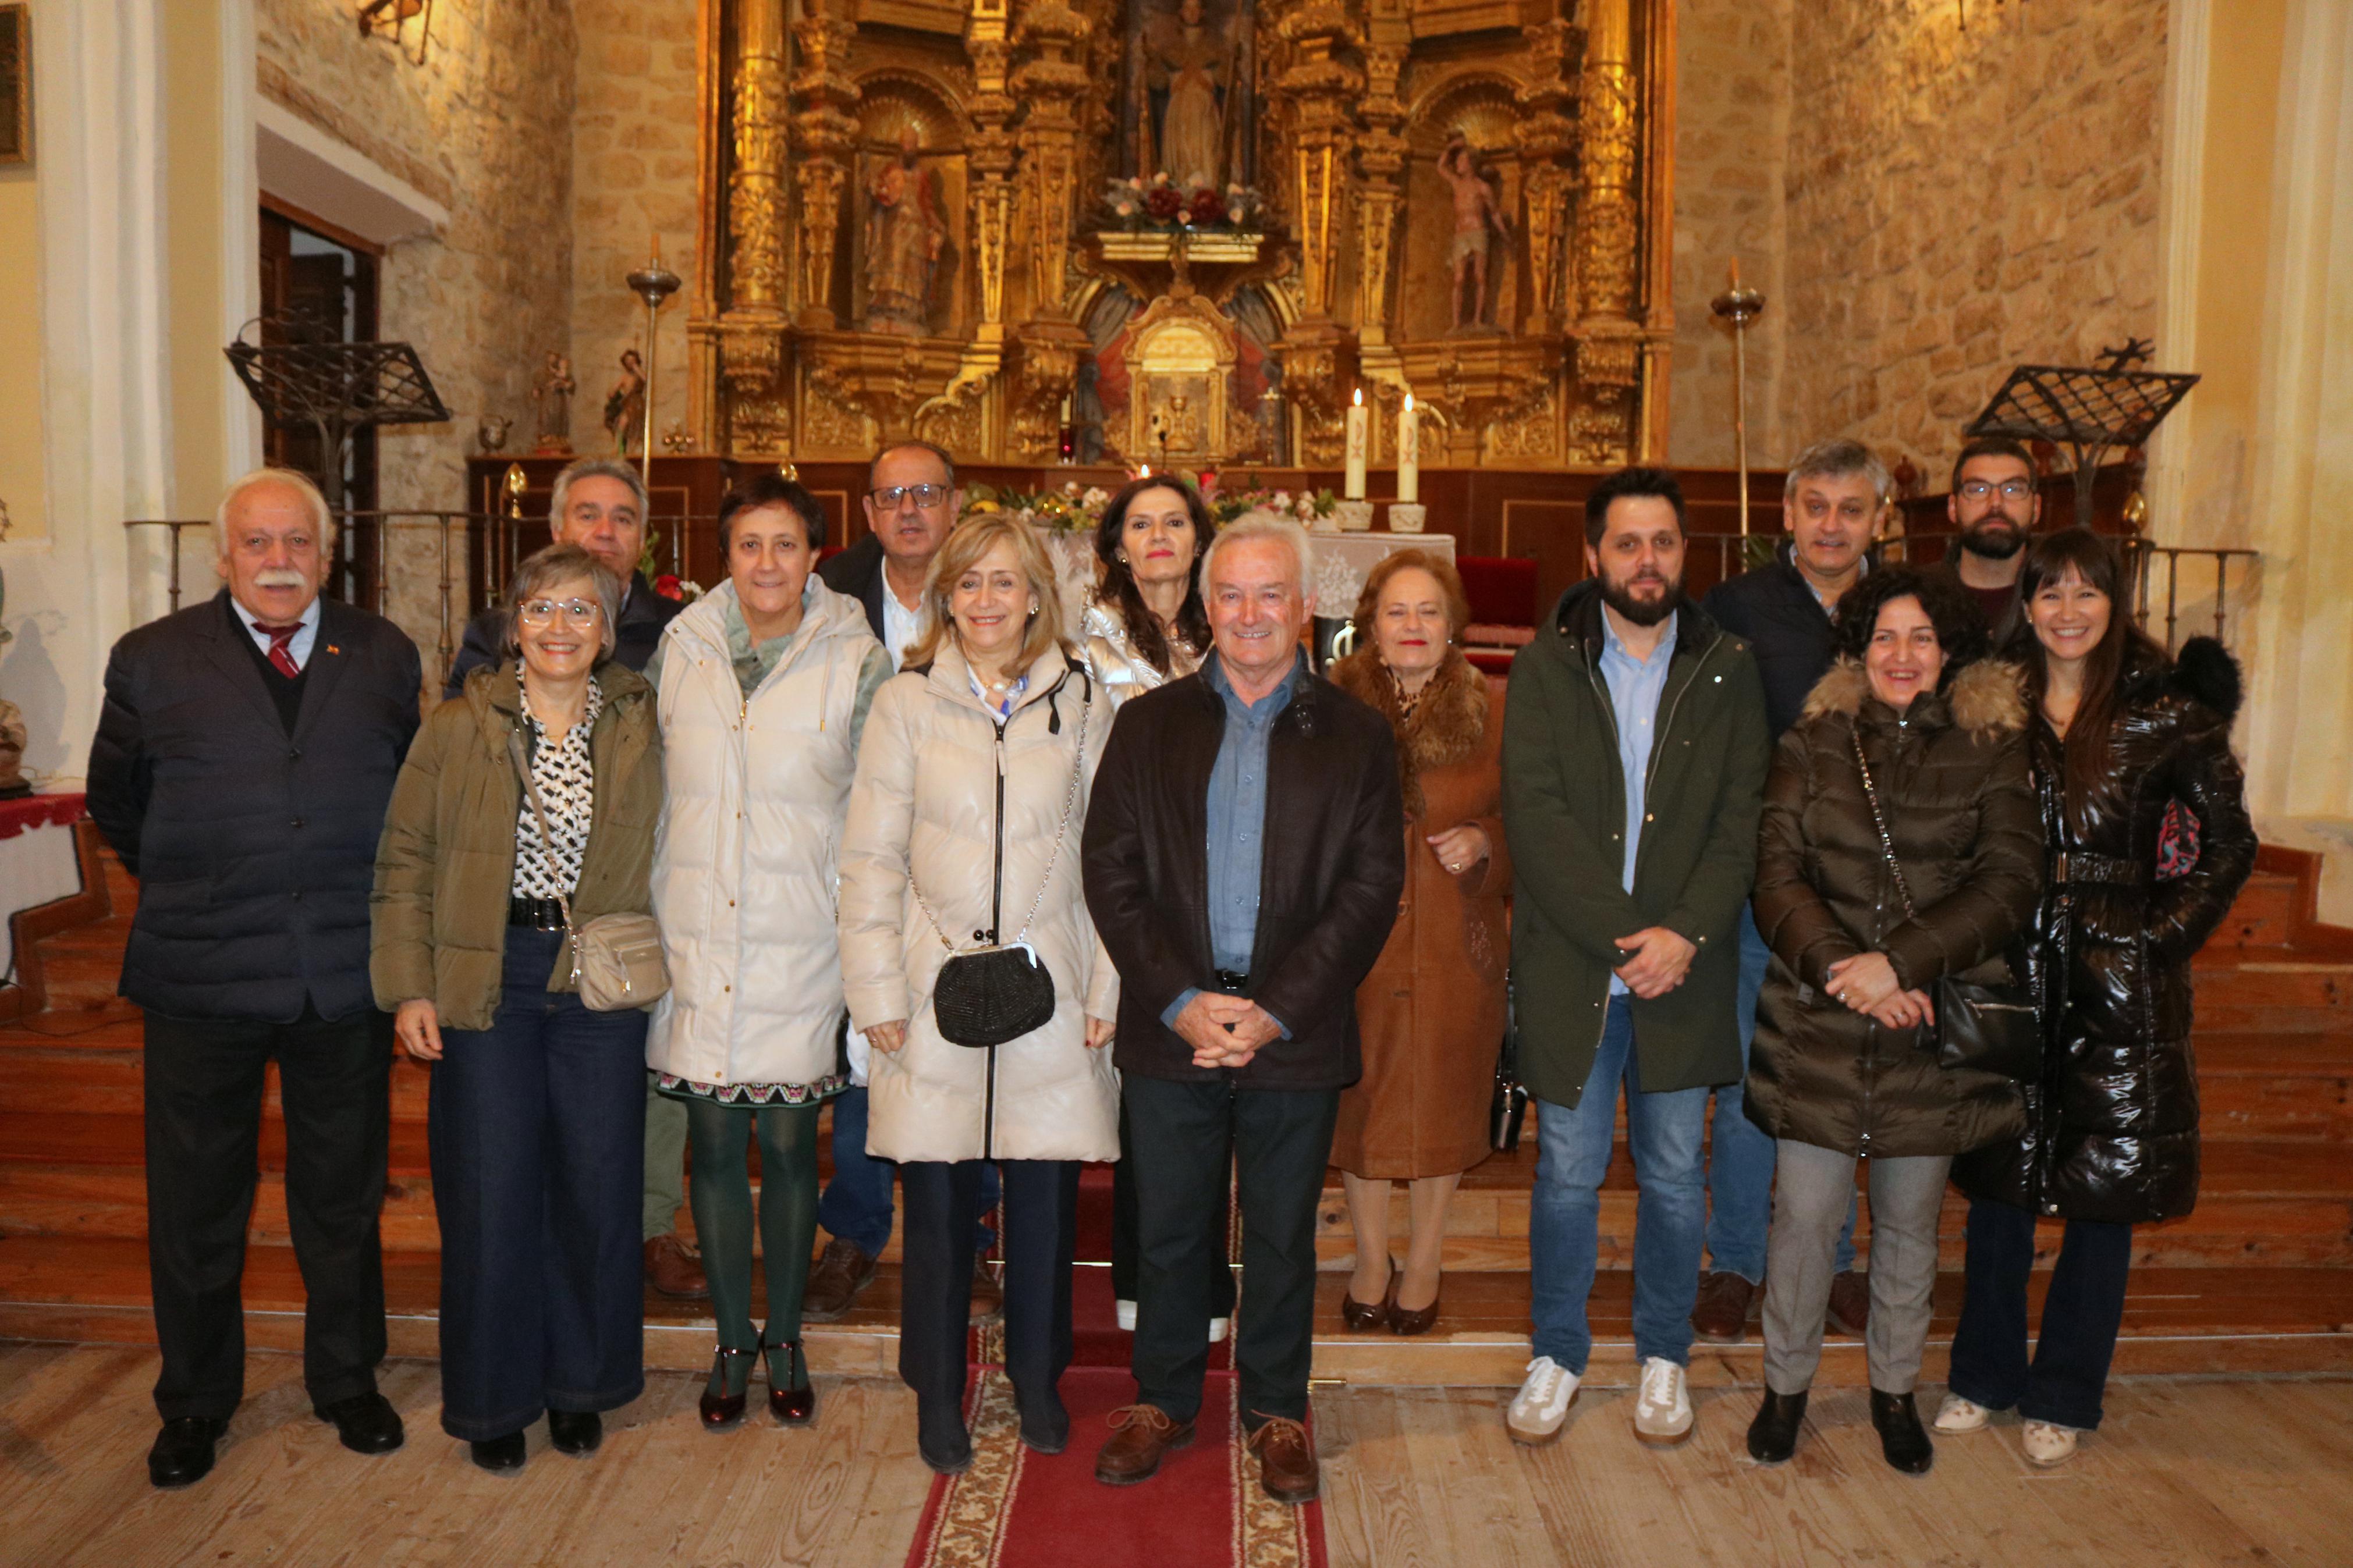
[370,660,662,1030]
[1500,581,1770,1108]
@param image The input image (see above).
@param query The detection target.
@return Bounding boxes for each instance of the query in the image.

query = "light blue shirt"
[229,593,322,671]
[1598,611,1677,995]
[1159,652,1301,1038]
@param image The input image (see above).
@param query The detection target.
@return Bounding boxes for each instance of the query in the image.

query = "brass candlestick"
[1710,260,1767,537]
[625,247,683,487]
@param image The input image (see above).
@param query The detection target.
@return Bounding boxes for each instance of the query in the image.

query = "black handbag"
[1490,980,1531,1151]
[911,680,1089,1048]
[1850,728,2042,1080]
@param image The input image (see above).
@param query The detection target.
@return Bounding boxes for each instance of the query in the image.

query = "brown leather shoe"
[644,1232,710,1300]
[1390,1272,1442,1336]
[1827,1269,1871,1337]
[1691,1271,1756,1345]
[1095,1403,1195,1486]
[1340,1257,1396,1331]
[801,1238,878,1323]
[1245,1416,1319,1505]
[970,1256,1005,1325]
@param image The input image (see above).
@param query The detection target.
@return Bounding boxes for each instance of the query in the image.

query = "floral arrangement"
[961,472,1334,534]
[1097,173,1261,233]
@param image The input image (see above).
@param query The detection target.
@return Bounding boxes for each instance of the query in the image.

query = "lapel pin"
[326,643,342,655]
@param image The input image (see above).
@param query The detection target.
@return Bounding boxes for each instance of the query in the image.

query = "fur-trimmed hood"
[1329,646,1487,816]
[1798,656,2028,736]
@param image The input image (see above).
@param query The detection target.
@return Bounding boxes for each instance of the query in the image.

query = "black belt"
[509,894,569,930]
[1213,969,1250,994]
[2052,852,2150,888]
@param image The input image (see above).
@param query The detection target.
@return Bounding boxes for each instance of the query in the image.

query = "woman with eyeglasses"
[1942,529,2256,1467]
[372,542,664,1473]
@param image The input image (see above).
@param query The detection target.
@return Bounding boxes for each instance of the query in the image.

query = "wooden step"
[2209,873,2304,950]
[6,1234,2347,1389]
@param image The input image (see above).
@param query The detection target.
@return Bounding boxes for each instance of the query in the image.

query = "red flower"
[1186,187,1226,226]
[1144,186,1184,222]
[654,574,687,602]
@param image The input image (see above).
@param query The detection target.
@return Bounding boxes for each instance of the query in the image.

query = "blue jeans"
[428,927,647,1441]
[818,1083,999,1255]
[1530,995,1709,1373]
[1705,910,1858,1283]
[1947,1197,2133,1430]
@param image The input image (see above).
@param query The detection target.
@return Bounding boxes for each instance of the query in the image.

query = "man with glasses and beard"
[1498,467,1769,1450]
[1928,435,2043,642]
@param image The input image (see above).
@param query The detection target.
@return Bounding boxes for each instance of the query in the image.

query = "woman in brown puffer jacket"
[1741,567,2042,1478]
[1942,529,2256,1468]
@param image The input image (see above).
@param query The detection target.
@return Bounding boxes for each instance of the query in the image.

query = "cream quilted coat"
[837,641,1120,1162]
[645,578,881,1089]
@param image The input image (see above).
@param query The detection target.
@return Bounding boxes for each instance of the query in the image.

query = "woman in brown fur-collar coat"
[1327,550,1513,1338]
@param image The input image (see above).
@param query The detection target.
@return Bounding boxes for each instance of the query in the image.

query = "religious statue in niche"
[531,351,577,455]
[1138,0,1244,191]
[604,349,646,457]
[864,126,947,336]
[1439,131,1513,334]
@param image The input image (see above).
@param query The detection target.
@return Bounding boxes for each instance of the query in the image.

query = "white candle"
[1344,387,1367,500]
[1397,392,1419,503]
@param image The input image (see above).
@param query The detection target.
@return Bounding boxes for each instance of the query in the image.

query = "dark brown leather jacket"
[1744,657,2042,1157]
[1954,638,2256,1223]
[1081,659,1404,1091]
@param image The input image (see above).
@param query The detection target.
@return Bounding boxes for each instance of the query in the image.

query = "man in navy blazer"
[87,470,421,1489]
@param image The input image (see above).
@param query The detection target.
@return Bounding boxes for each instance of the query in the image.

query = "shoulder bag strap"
[1850,723,1918,921]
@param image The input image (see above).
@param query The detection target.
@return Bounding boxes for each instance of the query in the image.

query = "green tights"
[683,1096,821,1398]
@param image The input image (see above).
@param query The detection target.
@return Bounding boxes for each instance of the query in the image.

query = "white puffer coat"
[838,642,1120,1162]
[646,578,882,1089]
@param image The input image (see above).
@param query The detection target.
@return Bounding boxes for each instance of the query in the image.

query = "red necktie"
[255,623,303,679]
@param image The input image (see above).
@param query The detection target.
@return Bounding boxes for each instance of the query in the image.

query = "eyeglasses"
[869,483,949,511]
[1958,479,2036,502]
[517,598,604,627]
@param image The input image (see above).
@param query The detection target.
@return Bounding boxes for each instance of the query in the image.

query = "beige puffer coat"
[837,642,1120,1162]
[645,578,882,1090]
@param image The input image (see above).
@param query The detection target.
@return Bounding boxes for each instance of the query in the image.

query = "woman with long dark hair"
[1942,528,2256,1466]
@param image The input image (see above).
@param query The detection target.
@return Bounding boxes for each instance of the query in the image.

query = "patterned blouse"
[512,678,602,898]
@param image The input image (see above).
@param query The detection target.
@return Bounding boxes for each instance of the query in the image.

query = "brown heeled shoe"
[763,1335,815,1427]
[1340,1256,1399,1331]
[700,1346,757,1431]
[1390,1273,1442,1336]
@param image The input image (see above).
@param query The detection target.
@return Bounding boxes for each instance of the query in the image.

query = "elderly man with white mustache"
[87,468,424,1489]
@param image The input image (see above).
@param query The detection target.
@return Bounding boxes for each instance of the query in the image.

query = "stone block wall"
[255,0,577,663]
[1776,0,2166,475]
[570,0,701,481]
[1668,0,1793,471]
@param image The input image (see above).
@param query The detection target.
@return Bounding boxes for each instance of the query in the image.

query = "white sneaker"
[1632,1357,1695,1445]
[1115,1299,1137,1332]
[2021,1419,2079,1467]
[1506,1356,1580,1445]
[1209,1316,1230,1343]
[1934,1393,1991,1434]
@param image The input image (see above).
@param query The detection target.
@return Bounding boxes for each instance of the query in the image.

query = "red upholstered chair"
[1457,555,1539,673]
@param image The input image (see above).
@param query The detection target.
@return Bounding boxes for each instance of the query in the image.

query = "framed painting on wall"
[0,5,27,165]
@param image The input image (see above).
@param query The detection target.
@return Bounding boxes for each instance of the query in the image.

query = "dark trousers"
[141,1005,391,1422]
[819,1083,999,1254]
[899,1159,1077,1417]
[1111,1090,1238,1313]
[1127,1075,1338,1428]
[427,927,648,1441]
[1947,1196,2134,1430]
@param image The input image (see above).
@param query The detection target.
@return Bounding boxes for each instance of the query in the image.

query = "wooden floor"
[5,1345,2352,1568]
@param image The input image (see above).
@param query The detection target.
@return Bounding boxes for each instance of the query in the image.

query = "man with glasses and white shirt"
[443,457,701,1298]
[1927,435,2044,643]
[805,439,1006,1325]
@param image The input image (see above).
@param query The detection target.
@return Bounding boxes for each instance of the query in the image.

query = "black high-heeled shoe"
[548,1409,602,1455]
[700,1346,758,1432]
[1871,1388,1933,1475]
[761,1332,815,1427]
[1340,1256,1399,1332]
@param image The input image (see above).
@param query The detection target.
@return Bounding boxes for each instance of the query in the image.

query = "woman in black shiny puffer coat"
[1943,528,2257,1467]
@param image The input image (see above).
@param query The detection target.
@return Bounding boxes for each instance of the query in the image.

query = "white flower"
[1227,207,1244,225]
[1081,486,1111,509]
[1114,201,1135,218]
[1268,489,1291,510]
[1294,495,1317,518]
[1063,479,1081,496]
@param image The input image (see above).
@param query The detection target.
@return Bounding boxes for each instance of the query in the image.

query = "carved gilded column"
[789,0,859,330]
[918,0,1018,447]
[1004,0,1094,460]
[1515,17,1577,336]
[1269,1,1364,460]
[1570,0,1642,465]
[718,0,789,400]
[1353,37,1407,353]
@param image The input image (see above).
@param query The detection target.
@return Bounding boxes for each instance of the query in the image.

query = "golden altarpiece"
[680,0,1677,475]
